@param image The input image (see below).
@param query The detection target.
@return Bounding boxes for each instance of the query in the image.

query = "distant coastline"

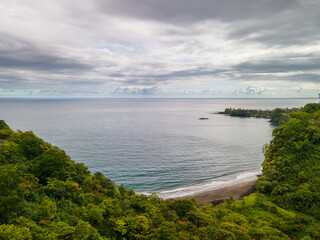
[217,107,300,125]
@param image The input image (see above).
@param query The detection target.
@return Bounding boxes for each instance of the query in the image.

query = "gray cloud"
[95,0,297,24]
[228,5,320,47]
[236,73,320,84]
[0,0,319,97]
[238,85,267,95]
[122,67,227,85]
[235,55,320,74]
[0,35,92,72]
[112,86,158,95]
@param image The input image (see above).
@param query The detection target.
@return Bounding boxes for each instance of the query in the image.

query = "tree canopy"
[220,107,300,125]
[1,103,320,239]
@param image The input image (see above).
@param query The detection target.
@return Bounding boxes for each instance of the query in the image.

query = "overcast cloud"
[0,0,319,97]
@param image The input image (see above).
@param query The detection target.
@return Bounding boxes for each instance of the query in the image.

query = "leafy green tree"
[0,142,25,165]
[18,132,45,160]
[0,120,13,139]
[36,196,57,221]
[172,198,197,218]
[74,220,104,239]
[257,105,320,217]
[31,148,70,184]
[0,164,25,223]
[0,224,32,240]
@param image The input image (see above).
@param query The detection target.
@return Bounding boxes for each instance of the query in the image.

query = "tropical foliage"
[1,103,320,239]
[220,107,300,125]
[257,103,320,218]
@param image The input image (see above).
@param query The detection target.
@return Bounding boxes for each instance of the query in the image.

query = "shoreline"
[175,180,256,205]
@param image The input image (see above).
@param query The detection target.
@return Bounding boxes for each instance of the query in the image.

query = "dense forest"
[1,103,320,239]
[219,107,301,125]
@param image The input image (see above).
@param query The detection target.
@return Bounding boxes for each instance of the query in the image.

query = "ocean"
[0,98,317,198]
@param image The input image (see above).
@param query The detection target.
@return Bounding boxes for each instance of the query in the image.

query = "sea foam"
[141,169,261,199]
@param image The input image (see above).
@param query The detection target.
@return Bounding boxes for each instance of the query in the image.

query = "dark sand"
[177,180,256,205]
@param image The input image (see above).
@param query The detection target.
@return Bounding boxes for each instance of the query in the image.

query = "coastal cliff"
[1,103,320,239]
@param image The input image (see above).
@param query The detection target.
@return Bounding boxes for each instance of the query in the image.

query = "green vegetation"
[257,103,320,218]
[220,107,301,125]
[1,104,320,239]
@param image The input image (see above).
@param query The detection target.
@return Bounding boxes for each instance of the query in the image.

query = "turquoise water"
[0,98,317,198]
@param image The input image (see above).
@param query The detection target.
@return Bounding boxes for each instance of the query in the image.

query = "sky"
[0,0,320,98]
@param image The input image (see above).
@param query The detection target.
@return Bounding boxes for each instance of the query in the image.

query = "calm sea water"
[0,98,317,198]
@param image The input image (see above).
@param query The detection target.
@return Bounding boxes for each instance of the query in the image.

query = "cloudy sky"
[1,0,320,98]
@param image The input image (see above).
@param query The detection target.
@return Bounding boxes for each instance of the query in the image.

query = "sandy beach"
[177,180,256,205]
